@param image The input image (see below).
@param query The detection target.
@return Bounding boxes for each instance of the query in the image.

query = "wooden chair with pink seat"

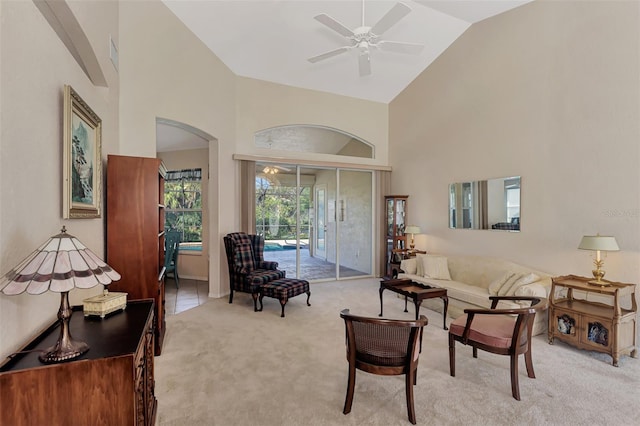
[448,296,547,400]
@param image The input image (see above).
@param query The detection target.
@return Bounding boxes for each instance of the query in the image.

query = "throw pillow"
[401,258,417,275]
[506,273,540,296]
[415,254,426,277]
[514,282,547,298]
[488,272,515,296]
[421,255,451,280]
[497,273,523,297]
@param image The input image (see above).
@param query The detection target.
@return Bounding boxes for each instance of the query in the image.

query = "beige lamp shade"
[577,234,619,286]
[578,235,619,252]
[404,225,421,235]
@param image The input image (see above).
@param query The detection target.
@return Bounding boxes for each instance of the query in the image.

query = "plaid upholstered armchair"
[223,232,286,311]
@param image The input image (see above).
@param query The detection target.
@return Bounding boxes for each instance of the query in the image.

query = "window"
[165,168,202,251]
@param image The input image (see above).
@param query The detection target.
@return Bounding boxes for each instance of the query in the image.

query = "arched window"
[255,125,374,159]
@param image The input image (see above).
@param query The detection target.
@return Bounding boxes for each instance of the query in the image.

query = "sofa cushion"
[488,272,515,296]
[506,273,540,296]
[435,280,493,309]
[497,273,523,296]
[421,255,451,280]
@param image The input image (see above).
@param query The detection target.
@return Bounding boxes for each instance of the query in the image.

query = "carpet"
[155,278,640,425]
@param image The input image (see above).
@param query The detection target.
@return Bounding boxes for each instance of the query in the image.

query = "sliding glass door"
[255,163,372,281]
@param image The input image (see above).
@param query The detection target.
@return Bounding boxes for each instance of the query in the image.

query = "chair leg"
[473,346,478,358]
[510,354,521,401]
[406,368,417,424]
[448,333,456,377]
[343,365,356,415]
[228,289,234,304]
[524,347,536,379]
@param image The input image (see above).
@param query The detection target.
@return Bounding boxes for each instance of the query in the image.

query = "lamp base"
[38,291,90,364]
[589,268,608,286]
[39,339,89,364]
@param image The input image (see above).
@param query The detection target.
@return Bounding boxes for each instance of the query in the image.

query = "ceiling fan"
[308,1,424,76]
[262,165,292,175]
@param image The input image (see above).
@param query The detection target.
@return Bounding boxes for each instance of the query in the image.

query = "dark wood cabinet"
[384,195,408,277]
[0,300,157,426]
[106,154,167,355]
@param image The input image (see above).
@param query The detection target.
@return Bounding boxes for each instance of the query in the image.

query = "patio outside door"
[256,163,372,282]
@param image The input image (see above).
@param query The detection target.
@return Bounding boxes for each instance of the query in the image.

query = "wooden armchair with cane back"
[340,309,428,424]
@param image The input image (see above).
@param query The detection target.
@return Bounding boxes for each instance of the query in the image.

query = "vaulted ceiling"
[157,0,531,152]
[162,0,531,103]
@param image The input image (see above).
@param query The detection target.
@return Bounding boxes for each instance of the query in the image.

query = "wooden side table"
[548,275,637,366]
[379,278,448,329]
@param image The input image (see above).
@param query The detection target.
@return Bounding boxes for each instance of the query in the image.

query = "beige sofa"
[398,254,552,336]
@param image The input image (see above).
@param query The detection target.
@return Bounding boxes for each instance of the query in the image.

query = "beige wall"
[158,149,209,281]
[390,1,640,282]
[118,0,237,298]
[0,0,119,357]
[235,77,389,166]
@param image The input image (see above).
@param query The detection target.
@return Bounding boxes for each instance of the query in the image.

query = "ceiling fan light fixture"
[307,1,422,76]
[263,166,279,175]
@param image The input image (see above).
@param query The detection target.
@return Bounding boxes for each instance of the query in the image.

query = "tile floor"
[164,278,209,315]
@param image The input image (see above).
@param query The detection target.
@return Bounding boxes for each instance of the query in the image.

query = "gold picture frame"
[62,85,102,218]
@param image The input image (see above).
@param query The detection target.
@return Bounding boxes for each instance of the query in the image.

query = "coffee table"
[379,278,448,330]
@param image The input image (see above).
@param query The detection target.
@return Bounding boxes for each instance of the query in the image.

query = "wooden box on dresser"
[106,154,167,355]
[0,300,156,426]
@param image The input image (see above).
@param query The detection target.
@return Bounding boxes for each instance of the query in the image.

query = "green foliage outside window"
[255,177,310,240]
[165,170,202,244]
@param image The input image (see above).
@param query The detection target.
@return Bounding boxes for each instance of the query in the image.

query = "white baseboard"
[176,274,208,281]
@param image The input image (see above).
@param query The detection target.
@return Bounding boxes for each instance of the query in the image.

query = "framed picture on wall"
[62,85,102,219]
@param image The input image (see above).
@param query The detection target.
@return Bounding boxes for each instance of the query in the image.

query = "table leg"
[404,296,409,313]
[441,295,449,330]
[413,298,421,320]
[379,287,385,317]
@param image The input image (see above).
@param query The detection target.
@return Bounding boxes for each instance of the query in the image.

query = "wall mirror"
[449,176,520,231]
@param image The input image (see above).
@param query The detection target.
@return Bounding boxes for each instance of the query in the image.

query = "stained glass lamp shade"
[0,227,121,363]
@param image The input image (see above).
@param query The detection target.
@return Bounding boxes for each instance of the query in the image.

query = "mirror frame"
[449,176,520,231]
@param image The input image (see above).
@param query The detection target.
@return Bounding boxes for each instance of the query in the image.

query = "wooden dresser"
[0,300,157,426]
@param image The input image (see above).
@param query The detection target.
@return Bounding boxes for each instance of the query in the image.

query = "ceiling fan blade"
[377,40,424,54]
[314,14,355,37]
[358,50,371,76]
[308,46,350,63]
[370,2,412,36]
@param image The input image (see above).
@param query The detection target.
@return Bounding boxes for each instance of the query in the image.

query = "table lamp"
[404,225,421,251]
[0,226,121,363]
[578,234,619,286]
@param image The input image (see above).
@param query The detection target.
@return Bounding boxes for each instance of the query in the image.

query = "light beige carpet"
[155,278,640,425]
